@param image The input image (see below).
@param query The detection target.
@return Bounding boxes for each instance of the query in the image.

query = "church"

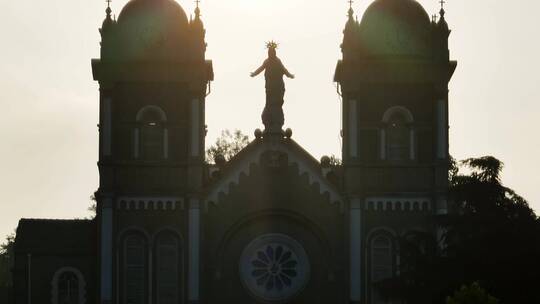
[11,0,456,303]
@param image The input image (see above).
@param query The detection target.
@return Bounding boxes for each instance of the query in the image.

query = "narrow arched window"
[58,272,79,304]
[155,233,181,304]
[382,106,414,161]
[387,112,409,161]
[51,267,86,304]
[135,106,168,160]
[123,234,147,304]
[370,235,393,304]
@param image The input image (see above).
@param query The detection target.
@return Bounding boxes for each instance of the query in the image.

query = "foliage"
[0,233,15,288]
[87,194,97,219]
[0,234,14,257]
[328,155,342,166]
[446,282,499,304]
[206,129,250,164]
[381,156,540,304]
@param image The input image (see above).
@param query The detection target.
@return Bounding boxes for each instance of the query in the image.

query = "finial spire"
[439,0,446,17]
[105,0,112,19]
[347,0,354,19]
[194,0,201,18]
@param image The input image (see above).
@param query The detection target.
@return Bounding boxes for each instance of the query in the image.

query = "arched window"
[123,234,148,304]
[51,267,86,304]
[58,272,79,304]
[135,106,168,160]
[154,232,181,304]
[370,235,394,304]
[381,106,414,161]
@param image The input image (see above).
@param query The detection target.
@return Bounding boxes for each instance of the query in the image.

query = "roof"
[357,0,432,57]
[204,134,345,211]
[15,219,96,255]
[105,0,193,62]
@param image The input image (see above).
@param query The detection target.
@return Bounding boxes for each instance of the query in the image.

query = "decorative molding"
[136,105,167,122]
[365,197,431,212]
[204,142,344,209]
[116,197,184,211]
[365,227,398,245]
[51,267,87,304]
[381,106,414,123]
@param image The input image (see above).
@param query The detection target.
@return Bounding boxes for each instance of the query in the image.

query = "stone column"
[436,98,448,159]
[348,99,358,158]
[350,198,362,303]
[102,97,112,157]
[100,196,114,304]
[190,98,201,158]
[189,198,201,303]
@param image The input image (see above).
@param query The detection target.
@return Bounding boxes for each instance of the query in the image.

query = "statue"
[251,41,295,133]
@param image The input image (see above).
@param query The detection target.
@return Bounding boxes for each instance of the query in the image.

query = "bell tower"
[92,0,213,303]
[334,0,456,303]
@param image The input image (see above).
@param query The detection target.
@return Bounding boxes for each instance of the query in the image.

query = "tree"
[446,282,499,304]
[0,232,15,288]
[206,129,250,164]
[328,155,342,166]
[382,156,540,304]
[87,194,97,219]
[444,156,540,303]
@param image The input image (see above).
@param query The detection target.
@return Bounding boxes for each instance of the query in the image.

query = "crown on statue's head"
[266,41,279,50]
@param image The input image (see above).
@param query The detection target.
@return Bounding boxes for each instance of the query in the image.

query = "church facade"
[11,0,456,303]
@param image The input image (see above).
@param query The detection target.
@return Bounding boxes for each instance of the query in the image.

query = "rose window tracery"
[240,234,310,302]
[251,244,298,291]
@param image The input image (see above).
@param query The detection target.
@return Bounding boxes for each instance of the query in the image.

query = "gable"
[204,138,344,211]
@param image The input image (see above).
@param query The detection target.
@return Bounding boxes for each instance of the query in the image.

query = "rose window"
[240,234,310,302]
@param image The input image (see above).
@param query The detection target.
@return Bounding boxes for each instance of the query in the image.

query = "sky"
[0,0,539,239]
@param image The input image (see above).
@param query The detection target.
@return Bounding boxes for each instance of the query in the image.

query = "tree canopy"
[446,282,499,304]
[382,156,540,304]
[206,129,250,164]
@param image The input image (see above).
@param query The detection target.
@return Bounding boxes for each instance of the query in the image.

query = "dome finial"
[195,0,201,18]
[439,0,446,18]
[105,0,112,19]
[347,0,354,18]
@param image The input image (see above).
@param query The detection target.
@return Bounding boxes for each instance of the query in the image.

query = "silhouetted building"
[12,0,456,303]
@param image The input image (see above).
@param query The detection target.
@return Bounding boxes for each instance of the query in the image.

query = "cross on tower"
[348,0,354,9]
[195,0,200,8]
[106,0,111,8]
[439,0,445,9]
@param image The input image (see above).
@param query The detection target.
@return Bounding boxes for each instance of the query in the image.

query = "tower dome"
[357,0,432,57]
[114,0,191,61]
